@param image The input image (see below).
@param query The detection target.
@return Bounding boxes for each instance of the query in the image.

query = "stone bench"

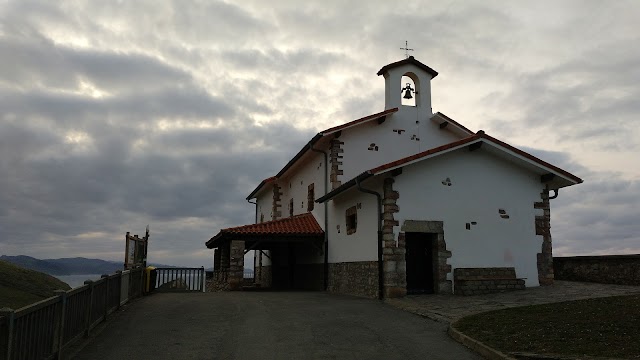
[454,267,525,296]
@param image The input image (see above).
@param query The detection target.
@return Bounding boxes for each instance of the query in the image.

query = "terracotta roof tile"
[433,112,474,135]
[321,108,398,135]
[246,108,398,199]
[206,213,323,248]
[318,131,583,203]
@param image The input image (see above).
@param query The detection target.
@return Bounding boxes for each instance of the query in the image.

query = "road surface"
[73,291,480,360]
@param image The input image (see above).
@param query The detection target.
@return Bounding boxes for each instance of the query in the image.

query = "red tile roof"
[317,131,583,203]
[321,108,398,135]
[246,108,398,199]
[370,131,583,184]
[246,176,276,200]
[206,213,323,248]
[433,112,474,135]
[369,135,481,174]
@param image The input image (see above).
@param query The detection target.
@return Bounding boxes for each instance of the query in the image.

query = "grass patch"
[453,295,640,359]
[0,260,71,309]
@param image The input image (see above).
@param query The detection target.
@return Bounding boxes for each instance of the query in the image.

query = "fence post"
[201,266,205,292]
[0,308,15,360]
[84,280,94,338]
[53,290,67,360]
[101,275,109,321]
[115,271,122,310]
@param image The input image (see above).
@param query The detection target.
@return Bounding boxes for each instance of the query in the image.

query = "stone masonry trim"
[535,187,553,285]
[382,177,406,298]
[400,220,453,294]
[272,183,282,220]
[330,138,344,190]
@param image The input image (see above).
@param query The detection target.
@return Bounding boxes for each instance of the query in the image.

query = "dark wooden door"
[405,232,435,294]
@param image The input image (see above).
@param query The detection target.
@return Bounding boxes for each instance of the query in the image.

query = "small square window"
[345,205,357,235]
[307,183,315,211]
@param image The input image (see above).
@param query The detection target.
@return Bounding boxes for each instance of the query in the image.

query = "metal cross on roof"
[400,41,414,58]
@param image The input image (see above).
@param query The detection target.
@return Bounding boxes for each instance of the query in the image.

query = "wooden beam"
[390,168,403,177]
[377,116,387,125]
[244,240,263,254]
[334,131,342,138]
[468,142,482,152]
[541,173,556,183]
[439,122,448,129]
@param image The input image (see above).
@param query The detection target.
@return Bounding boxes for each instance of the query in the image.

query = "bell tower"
[377,56,438,120]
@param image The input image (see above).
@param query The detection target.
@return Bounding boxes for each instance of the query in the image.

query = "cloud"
[0,0,638,268]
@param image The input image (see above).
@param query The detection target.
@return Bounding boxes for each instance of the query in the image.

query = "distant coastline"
[53,274,104,288]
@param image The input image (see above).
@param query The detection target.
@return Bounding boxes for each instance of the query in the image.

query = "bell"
[403,89,413,99]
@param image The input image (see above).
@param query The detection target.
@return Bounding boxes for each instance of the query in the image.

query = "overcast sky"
[1,0,638,268]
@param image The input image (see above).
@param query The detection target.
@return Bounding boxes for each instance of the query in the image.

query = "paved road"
[73,291,480,360]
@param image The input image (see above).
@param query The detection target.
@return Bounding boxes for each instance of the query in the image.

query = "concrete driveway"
[72,291,480,360]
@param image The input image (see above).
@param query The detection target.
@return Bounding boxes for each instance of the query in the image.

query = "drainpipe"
[247,199,258,282]
[355,176,384,300]
[309,142,329,291]
[247,199,258,223]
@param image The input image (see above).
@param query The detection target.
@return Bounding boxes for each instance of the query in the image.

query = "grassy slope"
[0,260,71,309]
[454,294,640,359]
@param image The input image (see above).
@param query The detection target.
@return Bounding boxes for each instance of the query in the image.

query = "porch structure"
[205,213,325,291]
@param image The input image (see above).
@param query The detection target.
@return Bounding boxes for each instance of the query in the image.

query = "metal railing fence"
[0,268,145,360]
[153,267,205,292]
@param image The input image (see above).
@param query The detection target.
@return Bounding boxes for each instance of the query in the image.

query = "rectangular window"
[346,205,357,235]
[289,198,294,217]
[307,183,315,211]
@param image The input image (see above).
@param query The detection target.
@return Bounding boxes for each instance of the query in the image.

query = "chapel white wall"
[393,149,544,287]
[326,183,381,263]
[339,113,461,182]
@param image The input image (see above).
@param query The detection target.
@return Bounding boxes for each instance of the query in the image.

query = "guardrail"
[153,267,205,292]
[0,267,144,360]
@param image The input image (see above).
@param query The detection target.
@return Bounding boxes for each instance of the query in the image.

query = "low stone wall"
[207,270,229,291]
[328,261,378,299]
[554,255,640,286]
[454,267,525,296]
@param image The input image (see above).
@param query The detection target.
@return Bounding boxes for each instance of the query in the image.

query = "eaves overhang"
[246,108,398,200]
[316,171,374,203]
[316,132,583,203]
[430,112,475,136]
[246,176,277,200]
[377,56,439,78]
[205,213,324,249]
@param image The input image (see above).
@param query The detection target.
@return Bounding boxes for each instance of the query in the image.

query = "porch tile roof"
[206,213,323,248]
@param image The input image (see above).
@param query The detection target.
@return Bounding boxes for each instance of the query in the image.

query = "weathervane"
[400,40,414,58]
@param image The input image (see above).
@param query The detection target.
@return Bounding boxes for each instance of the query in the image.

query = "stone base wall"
[328,261,378,299]
[454,267,525,296]
[554,255,640,286]
[207,270,229,292]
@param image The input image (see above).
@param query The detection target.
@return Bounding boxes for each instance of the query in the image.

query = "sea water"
[54,274,103,288]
